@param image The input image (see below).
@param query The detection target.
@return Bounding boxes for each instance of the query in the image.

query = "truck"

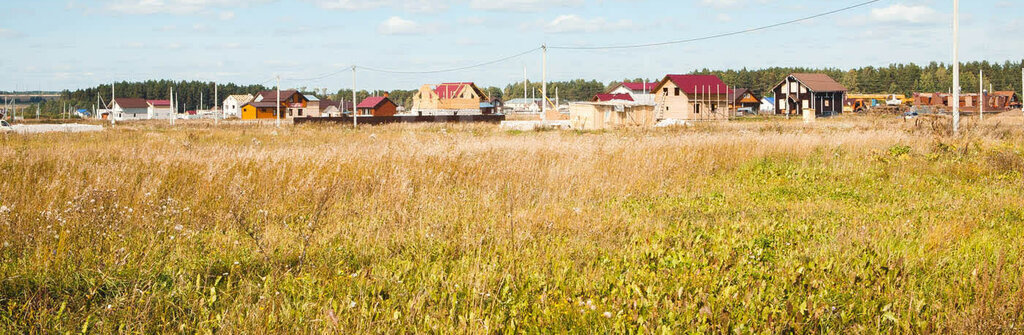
[845,94,912,113]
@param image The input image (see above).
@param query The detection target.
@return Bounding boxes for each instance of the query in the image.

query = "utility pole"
[979,69,984,121]
[276,75,281,128]
[111,81,116,125]
[214,82,219,126]
[541,44,547,122]
[170,86,175,126]
[352,66,358,129]
[952,0,960,134]
[524,65,528,112]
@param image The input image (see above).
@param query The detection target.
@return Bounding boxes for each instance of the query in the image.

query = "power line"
[283,66,352,82]
[358,47,541,74]
[549,0,884,50]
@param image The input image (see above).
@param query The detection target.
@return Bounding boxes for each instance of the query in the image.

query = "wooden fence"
[294,115,505,126]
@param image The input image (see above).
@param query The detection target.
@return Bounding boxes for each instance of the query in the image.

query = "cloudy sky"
[1,0,1020,91]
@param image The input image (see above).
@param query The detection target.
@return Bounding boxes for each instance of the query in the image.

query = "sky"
[0,0,1021,92]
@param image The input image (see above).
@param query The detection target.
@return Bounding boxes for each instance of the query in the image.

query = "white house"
[109,98,150,120]
[760,97,776,114]
[147,100,173,119]
[604,82,658,105]
[222,94,254,118]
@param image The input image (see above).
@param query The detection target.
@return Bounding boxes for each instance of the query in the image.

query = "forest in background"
[13,60,1023,118]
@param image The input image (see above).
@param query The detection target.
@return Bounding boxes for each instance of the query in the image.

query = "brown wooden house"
[727,88,761,115]
[770,73,847,117]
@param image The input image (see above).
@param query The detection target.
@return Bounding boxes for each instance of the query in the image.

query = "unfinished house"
[651,74,731,121]
[604,82,658,105]
[411,82,489,115]
[770,73,847,117]
[569,101,656,130]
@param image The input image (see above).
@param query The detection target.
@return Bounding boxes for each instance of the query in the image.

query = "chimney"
[383,92,389,98]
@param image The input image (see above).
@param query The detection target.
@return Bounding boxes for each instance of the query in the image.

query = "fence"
[294,115,506,125]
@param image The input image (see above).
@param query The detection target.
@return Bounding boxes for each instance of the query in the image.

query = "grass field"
[1,114,1023,333]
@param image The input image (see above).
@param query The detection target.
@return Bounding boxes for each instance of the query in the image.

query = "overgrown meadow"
[1,115,1022,333]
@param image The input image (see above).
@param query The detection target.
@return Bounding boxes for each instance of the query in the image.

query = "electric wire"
[548,0,883,50]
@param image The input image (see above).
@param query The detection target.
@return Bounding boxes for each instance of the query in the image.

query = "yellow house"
[411,82,488,114]
[241,102,282,119]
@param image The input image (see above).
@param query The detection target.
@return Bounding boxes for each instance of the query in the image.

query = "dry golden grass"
[1,113,1023,333]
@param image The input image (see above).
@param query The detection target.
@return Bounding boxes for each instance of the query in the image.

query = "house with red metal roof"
[605,82,658,105]
[592,93,634,102]
[651,75,731,121]
[147,99,173,120]
[357,95,397,117]
[411,82,489,115]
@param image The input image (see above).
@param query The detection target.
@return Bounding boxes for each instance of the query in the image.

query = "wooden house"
[727,89,761,115]
[651,74,730,121]
[570,101,656,130]
[770,73,846,117]
[357,96,397,117]
[411,82,489,114]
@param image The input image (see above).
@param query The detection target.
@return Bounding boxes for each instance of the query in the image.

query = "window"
[800,86,807,94]
[824,100,831,108]
[663,88,669,95]
[789,82,799,93]
[802,100,810,109]
[297,109,303,116]
[780,100,786,109]
[694,104,701,113]
[674,88,681,96]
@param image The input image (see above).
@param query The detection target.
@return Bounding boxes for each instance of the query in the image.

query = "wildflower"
[173,224,184,231]
[573,207,582,214]
[2,241,8,247]
[0,205,8,213]
[106,304,112,310]
[603,311,613,318]
[349,301,357,308]
[234,261,240,265]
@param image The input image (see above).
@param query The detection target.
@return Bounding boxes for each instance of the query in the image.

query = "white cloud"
[471,0,583,12]
[544,15,634,33]
[377,16,423,35]
[306,0,389,10]
[0,28,21,38]
[219,11,235,20]
[105,0,271,15]
[870,4,940,24]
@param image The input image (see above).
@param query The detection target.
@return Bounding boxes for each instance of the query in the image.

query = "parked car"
[903,111,919,119]
[1,120,12,131]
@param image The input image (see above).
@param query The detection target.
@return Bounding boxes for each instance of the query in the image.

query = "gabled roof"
[728,88,760,102]
[112,98,149,109]
[593,93,635,102]
[147,99,171,107]
[256,90,302,102]
[655,75,730,95]
[779,73,847,92]
[244,101,281,108]
[619,82,659,93]
[358,96,392,109]
[319,99,353,111]
[434,82,486,100]
[226,94,254,104]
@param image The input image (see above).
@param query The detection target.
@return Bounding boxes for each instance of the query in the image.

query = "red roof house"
[357,96,397,117]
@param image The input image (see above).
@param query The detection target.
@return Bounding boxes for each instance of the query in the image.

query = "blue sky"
[1,0,1020,91]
